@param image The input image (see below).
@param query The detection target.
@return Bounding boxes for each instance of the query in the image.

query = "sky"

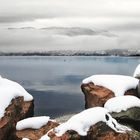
[0,0,140,52]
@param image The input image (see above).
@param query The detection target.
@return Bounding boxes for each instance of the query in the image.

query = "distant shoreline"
[0,51,140,57]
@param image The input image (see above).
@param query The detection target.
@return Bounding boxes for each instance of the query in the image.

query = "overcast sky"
[0,0,140,52]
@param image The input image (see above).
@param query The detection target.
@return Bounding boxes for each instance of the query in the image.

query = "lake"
[0,56,139,118]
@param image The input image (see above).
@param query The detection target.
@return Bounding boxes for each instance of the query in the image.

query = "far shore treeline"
[0,49,140,57]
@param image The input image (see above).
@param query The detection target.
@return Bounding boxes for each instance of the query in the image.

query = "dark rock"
[135,76,140,80]
[81,83,138,109]
[0,97,34,140]
[110,107,140,131]
[85,122,129,140]
[137,81,140,98]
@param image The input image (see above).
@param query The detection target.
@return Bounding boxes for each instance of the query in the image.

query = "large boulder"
[81,83,138,109]
[0,97,34,140]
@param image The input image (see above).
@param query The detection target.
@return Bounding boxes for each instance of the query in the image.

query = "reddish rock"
[81,82,138,109]
[81,83,115,108]
[15,121,59,140]
[0,97,34,140]
[47,122,140,140]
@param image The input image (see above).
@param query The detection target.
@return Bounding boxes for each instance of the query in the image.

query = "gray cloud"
[0,0,140,22]
[0,0,140,52]
[0,27,139,53]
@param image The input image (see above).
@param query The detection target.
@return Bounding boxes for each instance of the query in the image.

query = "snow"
[16,116,50,130]
[133,64,140,78]
[0,76,33,119]
[54,107,130,137]
[82,75,139,96]
[22,138,30,140]
[104,96,140,113]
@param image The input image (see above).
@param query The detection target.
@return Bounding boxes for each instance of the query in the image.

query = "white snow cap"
[104,96,140,113]
[54,107,130,137]
[0,76,33,119]
[22,138,30,140]
[133,64,140,78]
[16,116,50,130]
[82,75,139,96]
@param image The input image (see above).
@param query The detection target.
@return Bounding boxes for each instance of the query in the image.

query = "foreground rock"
[15,120,59,140]
[15,107,140,140]
[81,82,138,108]
[42,122,140,140]
[15,121,139,140]
[0,97,34,140]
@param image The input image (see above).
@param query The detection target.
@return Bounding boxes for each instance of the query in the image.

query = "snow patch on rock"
[22,138,30,140]
[82,75,139,96]
[104,96,140,113]
[16,116,50,130]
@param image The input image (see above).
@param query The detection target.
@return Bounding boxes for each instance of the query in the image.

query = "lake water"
[0,56,140,118]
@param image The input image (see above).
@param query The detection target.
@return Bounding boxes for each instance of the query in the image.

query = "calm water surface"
[0,56,140,118]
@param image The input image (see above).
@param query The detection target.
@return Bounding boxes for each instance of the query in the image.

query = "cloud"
[0,0,140,52]
[0,26,139,53]
[0,0,140,22]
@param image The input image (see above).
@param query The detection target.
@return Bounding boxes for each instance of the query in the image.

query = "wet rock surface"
[0,97,34,140]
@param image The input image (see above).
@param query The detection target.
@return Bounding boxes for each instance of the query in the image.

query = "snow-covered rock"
[82,75,139,96]
[104,96,140,113]
[104,96,140,131]
[0,76,34,140]
[0,76,33,119]
[16,116,50,130]
[54,107,130,137]
[16,119,59,140]
[133,64,140,79]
